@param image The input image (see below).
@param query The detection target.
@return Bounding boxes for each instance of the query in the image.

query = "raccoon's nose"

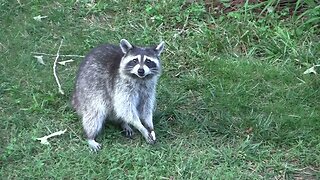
[138,68,145,76]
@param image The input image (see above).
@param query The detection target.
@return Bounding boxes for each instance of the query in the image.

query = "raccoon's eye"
[145,59,151,64]
[127,58,139,67]
[145,59,157,68]
[132,58,138,63]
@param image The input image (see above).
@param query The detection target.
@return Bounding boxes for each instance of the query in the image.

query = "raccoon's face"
[119,39,164,79]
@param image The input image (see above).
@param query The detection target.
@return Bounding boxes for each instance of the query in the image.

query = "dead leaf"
[33,15,48,21]
[303,65,320,75]
[245,127,253,134]
[34,55,45,65]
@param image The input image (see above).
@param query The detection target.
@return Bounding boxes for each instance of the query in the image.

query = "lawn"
[0,0,319,179]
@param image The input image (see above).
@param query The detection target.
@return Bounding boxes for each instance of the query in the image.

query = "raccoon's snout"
[138,68,145,76]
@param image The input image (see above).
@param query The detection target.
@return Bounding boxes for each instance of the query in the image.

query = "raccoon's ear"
[120,39,133,54]
[155,41,165,56]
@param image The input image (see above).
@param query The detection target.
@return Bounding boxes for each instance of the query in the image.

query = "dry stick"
[36,129,67,145]
[31,52,84,58]
[53,39,65,95]
[174,14,189,37]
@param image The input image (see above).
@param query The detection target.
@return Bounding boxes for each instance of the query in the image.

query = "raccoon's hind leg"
[121,122,134,138]
[82,109,107,151]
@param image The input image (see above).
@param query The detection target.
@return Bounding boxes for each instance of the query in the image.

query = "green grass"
[1,0,319,179]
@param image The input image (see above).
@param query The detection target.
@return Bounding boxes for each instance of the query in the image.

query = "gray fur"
[72,39,164,151]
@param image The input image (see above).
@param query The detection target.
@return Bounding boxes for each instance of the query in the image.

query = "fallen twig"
[58,59,75,66]
[53,39,65,95]
[32,52,84,58]
[173,14,189,38]
[36,129,67,145]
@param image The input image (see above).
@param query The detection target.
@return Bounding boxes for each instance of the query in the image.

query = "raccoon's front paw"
[88,139,102,152]
[146,131,156,144]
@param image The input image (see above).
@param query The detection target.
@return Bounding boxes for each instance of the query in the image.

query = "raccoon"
[72,39,164,151]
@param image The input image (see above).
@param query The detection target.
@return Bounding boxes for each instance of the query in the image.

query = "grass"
[0,0,319,179]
